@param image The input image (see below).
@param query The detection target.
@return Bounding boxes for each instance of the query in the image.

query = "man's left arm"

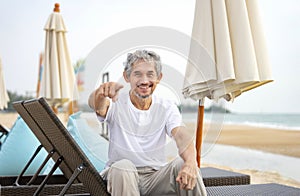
[172,126,198,190]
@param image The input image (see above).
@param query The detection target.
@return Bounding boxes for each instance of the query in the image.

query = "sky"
[0,0,299,114]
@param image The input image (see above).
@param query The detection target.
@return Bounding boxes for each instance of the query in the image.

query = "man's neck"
[130,92,152,110]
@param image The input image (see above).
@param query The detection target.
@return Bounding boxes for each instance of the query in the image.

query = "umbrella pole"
[68,100,78,115]
[68,101,73,115]
[196,98,205,168]
[52,105,58,114]
[36,53,43,98]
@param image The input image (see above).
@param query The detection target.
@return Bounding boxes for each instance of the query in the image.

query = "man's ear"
[123,71,129,82]
[157,73,163,82]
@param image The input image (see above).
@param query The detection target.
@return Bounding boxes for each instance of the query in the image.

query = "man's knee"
[107,159,140,195]
[109,159,138,178]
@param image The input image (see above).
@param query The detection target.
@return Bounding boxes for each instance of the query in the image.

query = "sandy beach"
[1,112,300,188]
[215,124,300,158]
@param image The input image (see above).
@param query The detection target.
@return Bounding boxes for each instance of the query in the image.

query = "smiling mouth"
[134,83,154,99]
[137,83,153,89]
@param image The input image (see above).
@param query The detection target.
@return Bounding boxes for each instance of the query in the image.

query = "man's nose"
[139,75,150,83]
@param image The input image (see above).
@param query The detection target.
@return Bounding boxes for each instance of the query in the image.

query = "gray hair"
[123,49,162,78]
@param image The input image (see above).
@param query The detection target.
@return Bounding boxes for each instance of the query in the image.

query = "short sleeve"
[165,103,182,137]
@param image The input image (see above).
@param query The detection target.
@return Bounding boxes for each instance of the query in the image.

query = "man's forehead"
[132,59,155,70]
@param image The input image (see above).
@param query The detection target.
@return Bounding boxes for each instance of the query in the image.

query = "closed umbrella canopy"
[183,0,273,101]
[183,0,273,167]
[0,57,9,110]
[40,3,76,106]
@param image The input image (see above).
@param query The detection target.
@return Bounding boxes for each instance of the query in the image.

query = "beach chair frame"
[0,112,87,195]
[12,98,109,195]
[0,124,9,147]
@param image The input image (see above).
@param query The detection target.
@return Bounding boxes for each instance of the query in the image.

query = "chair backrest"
[13,98,109,196]
[13,101,73,179]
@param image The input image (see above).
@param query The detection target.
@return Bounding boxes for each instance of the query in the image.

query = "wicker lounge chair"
[0,124,9,136]
[0,119,88,193]
[201,167,250,187]
[206,183,300,196]
[7,98,107,196]
[7,97,300,195]
[0,124,9,147]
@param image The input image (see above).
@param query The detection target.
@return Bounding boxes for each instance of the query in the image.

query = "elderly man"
[88,49,207,196]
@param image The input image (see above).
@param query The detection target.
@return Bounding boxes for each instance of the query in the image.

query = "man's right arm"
[88,82,124,117]
[88,91,110,117]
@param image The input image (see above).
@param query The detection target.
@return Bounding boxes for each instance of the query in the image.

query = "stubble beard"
[133,83,154,99]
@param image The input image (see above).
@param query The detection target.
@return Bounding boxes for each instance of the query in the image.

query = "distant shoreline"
[182,112,300,131]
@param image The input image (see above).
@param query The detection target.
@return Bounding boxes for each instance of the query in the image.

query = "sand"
[1,112,300,188]
[0,112,19,128]
[215,124,300,158]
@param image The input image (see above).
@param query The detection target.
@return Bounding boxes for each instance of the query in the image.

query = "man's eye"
[147,73,155,78]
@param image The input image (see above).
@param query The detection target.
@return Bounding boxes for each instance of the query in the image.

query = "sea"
[182,112,300,131]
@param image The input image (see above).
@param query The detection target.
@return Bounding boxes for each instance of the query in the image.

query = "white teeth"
[137,84,153,89]
[137,84,148,88]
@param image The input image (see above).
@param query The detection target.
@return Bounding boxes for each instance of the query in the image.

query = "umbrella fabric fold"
[40,3,77,106]
[0,57,9,110]
[183,0,273,102]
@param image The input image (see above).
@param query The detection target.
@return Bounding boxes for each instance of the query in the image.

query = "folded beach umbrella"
[0,56,9,110]
[39,3,77,112]
[183,0,273,167]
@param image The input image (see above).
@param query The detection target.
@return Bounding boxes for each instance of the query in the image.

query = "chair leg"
[59,164,86,196]
[27,149,56,185]
[14,145,43,186]
[33,156,63,196]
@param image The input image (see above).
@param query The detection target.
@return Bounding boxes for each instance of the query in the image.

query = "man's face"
[124,60,162,99]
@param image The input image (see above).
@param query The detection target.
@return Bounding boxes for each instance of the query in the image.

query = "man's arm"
[172,126,198,190]
[88,82,124,117]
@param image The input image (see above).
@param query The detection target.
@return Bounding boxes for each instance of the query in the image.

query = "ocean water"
[182,112,300,130]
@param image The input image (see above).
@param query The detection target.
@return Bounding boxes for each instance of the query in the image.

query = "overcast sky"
[0,0,299,113]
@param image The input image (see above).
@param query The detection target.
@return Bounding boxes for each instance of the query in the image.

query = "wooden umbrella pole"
[36,53,43,98]
[195,98,205,168]
[52,105,58,114]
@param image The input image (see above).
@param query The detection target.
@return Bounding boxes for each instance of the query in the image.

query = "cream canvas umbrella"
[0,57,9,110]
[182,0,273,167]
[40,3,77,112]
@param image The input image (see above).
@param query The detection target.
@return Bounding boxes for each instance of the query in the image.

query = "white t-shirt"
[98,92,182,169]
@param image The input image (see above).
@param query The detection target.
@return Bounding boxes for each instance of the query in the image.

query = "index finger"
[115,83,124,91]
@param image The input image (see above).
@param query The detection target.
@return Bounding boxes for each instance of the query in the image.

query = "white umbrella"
[0,57,9,110]
[40,3,77,111]
[183,0,273,167]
